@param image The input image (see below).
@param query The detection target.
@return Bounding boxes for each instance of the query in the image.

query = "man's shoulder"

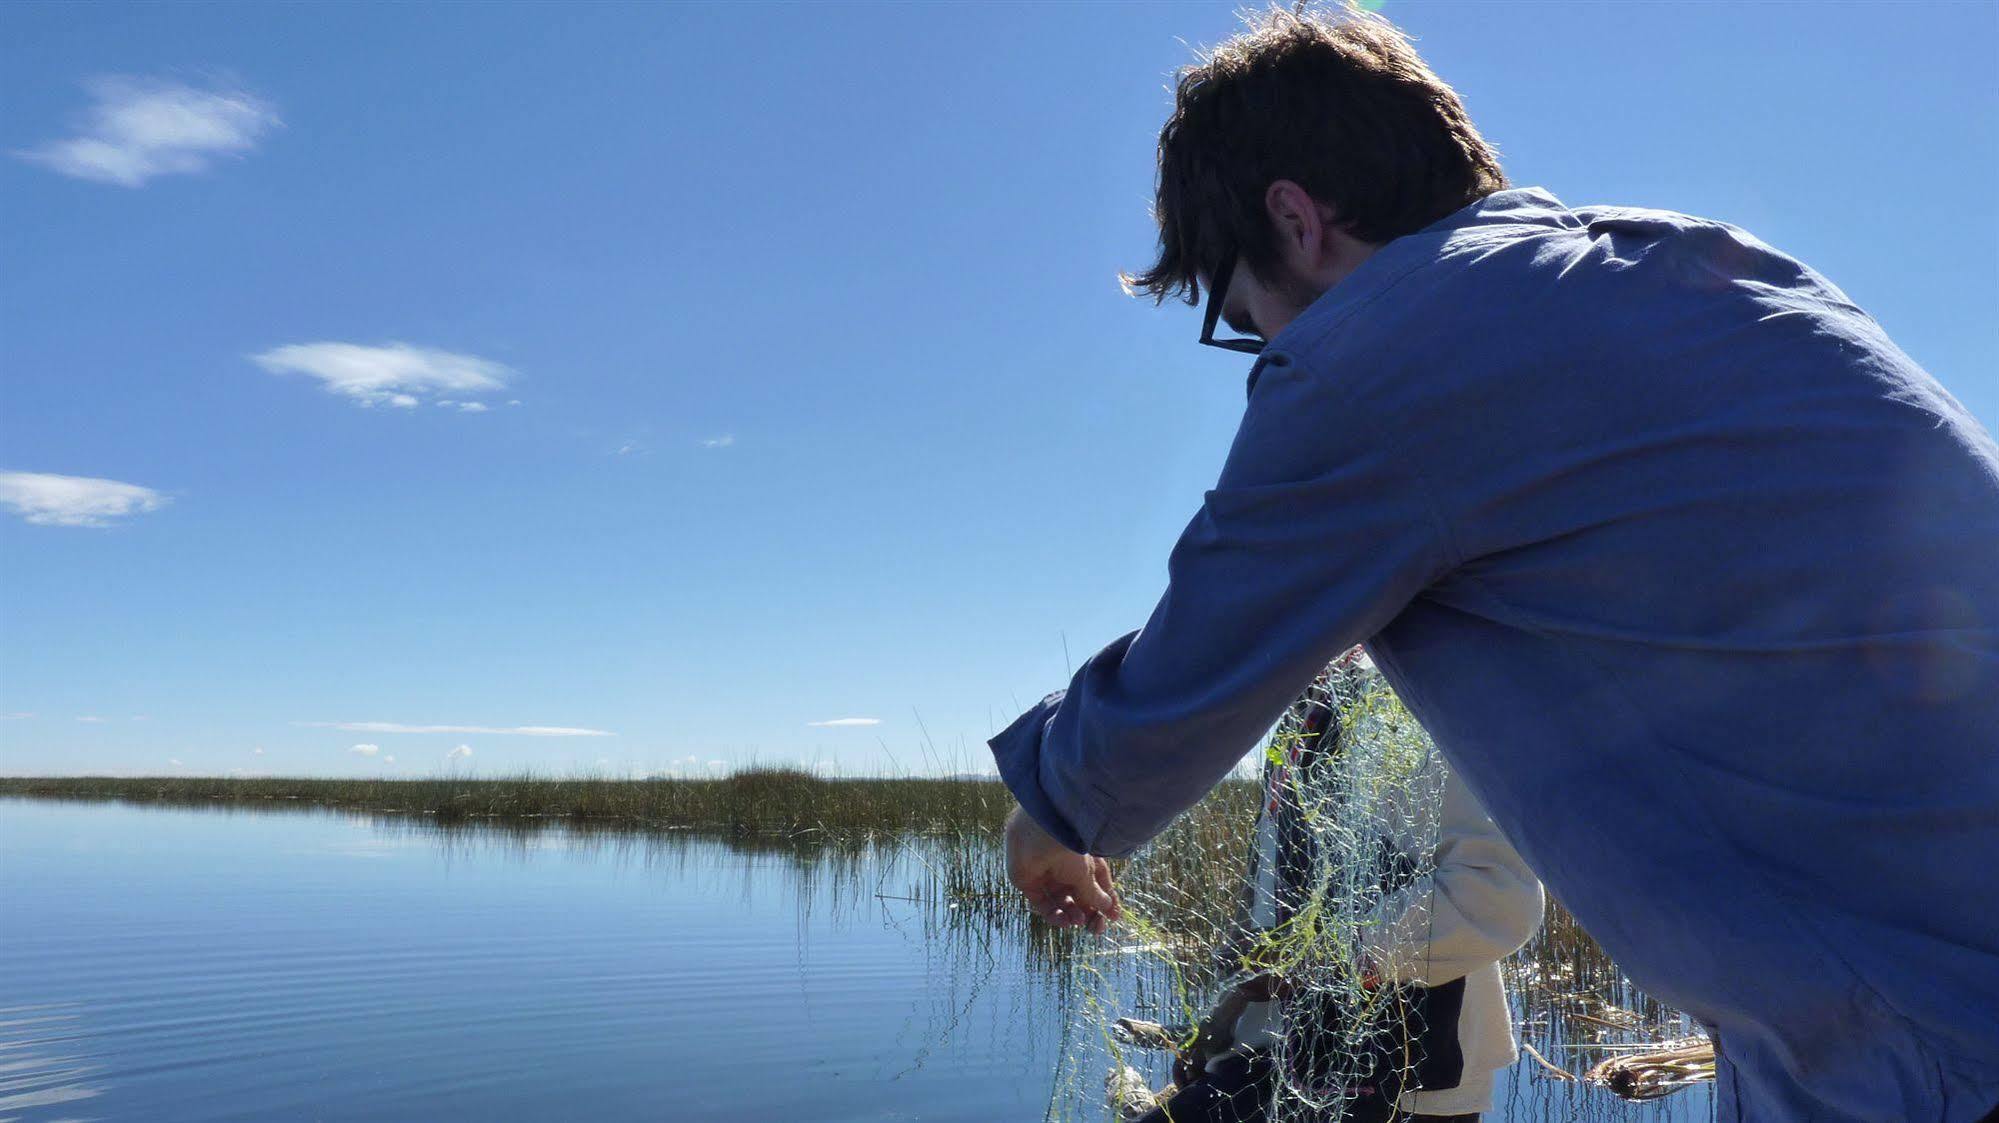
[1237,197,1822,486]
[1273,196,1815,384]
[1274,217,1592,364]
[1252,223,1571,420]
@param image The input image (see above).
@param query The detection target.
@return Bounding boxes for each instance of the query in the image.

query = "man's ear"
[1263,179,1336,270]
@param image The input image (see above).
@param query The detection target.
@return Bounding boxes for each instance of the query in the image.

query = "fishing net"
[1049,650,1453,1123]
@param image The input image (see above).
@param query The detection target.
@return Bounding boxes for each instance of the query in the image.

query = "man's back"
[991,184,1999,1120]
[1288,187,1999,1118]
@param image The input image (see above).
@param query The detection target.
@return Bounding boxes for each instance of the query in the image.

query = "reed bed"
[0,770,1016,835]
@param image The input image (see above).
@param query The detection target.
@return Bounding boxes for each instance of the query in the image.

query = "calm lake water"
[0,799,1713,1121]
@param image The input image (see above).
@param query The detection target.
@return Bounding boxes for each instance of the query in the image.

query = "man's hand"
[1004,804,1122,934]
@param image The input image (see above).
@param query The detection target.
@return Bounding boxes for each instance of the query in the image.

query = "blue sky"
[2,1,1994,779]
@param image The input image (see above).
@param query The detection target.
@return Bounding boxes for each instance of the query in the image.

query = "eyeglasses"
[1199,249,1266,355]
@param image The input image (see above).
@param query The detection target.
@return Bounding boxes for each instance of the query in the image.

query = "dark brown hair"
[1123,4,1507,304]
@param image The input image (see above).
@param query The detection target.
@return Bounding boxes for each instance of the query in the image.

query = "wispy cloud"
[806,717,881,728]
[168,758,184,767]
[299,721,613,737]
[446,745,473,761]
[251,746,265,756]
[348,743,380,756]
[75,715,107,724]
[250,342,512,409]
[0,471,168,528]
[15,76,279,187]
[383,755,396,764]
[657,755,727,777]
[2,712,34,720]
[700,434,735,449]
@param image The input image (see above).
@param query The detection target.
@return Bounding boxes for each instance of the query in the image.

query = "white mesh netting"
[1050,651,1456,1123]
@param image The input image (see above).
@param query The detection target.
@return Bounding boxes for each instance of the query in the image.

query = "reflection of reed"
[1494,901,1715,1115]
[864,815,1718,1117]
[1508,901,1709,1070]
[9,784,1713,1116]
[11,784,1704,1032]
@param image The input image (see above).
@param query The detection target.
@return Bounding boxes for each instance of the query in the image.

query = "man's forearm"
[987,351,1454,858]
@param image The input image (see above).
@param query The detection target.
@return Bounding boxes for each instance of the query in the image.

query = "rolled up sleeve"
[987,350,1456,857]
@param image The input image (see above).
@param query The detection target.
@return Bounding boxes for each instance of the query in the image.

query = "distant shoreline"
[0,770,1023,835]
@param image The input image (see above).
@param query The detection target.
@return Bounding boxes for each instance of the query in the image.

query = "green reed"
[0,769,1015,835]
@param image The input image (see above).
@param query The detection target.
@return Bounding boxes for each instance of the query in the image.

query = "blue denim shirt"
[989,189,1999,1121]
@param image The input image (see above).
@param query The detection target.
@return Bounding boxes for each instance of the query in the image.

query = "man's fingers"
[1003,807,1115,933]
[1068,863,1118,920]
[1027,884,1106,930]
[1028,886,1077,926]
[1090,857,1123,921]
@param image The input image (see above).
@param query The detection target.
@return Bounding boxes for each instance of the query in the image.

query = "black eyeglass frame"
[1199,249,1267,355]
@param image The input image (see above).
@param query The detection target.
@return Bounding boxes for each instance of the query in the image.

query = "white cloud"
[76,715,107,724]
[614,440,644,457]
[700,434,736,449]
[1,712,33,720]
[457,401,489,413]
[297,721,612,737]
[446,745,473,760]
[0,471,168,528]
[383,755,396,764]
[348,743,380,756]
[251,746,265,755]
[806,717,881,728]
[168,758,183,767]
[657,755,727,778]
[249,342,512,409]
[15,76,279,187]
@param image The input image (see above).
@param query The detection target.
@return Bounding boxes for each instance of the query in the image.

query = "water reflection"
[0,1004,106,1117]
[0,799,1712,1121]
[373,811,1711,1121]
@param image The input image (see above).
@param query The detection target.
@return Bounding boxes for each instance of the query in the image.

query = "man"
[989,8,1999,1122]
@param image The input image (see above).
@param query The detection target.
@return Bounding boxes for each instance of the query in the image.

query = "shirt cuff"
[987,689,1096,854]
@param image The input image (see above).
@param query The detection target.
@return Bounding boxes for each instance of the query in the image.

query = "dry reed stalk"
[1584,1036,1716,1100]
[1519,1041,1578,1081]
